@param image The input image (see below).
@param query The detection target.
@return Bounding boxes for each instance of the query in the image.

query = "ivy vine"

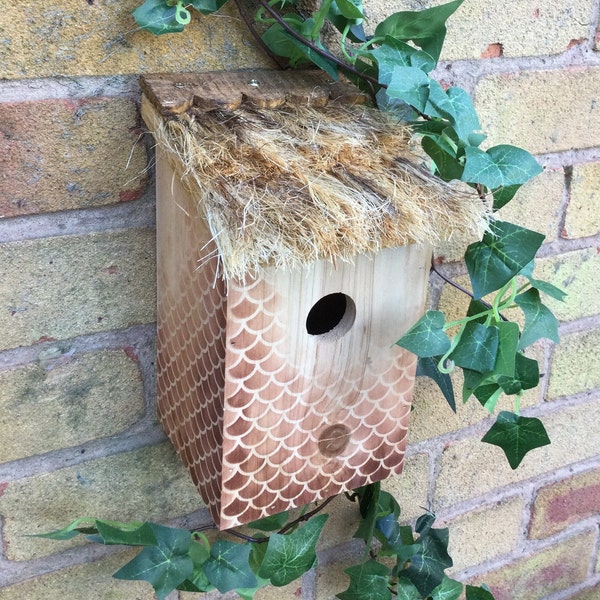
[38,0,566,598]
[36,484,497,599]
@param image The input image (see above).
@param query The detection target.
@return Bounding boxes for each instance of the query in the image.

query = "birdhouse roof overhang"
[141,71,487,281]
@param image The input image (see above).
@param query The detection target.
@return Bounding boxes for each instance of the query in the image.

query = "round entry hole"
[305,293,355,339]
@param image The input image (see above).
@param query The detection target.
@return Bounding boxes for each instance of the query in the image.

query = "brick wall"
[0,1,599,599]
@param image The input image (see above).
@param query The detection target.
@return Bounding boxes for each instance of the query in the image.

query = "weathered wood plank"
[140,69,367,116]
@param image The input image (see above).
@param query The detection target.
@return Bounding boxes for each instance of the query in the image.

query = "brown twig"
[257,0,380,86]
[196,495,338,544]
[233,0,288,69]
[278,494,336,534]
[430,258,508,321]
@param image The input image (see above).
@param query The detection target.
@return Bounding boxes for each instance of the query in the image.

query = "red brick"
[0,98,147,217]
[529,469,600,538]
[472,531,596,600]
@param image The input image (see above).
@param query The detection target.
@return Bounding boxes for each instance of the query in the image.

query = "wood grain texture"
[140,70,367,116]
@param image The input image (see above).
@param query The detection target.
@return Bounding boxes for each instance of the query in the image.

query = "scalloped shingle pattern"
[155,151,428,530]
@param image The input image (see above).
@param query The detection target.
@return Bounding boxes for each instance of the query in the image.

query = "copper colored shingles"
[215,252,423,529]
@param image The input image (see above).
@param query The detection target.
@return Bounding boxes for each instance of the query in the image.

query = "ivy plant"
[38,0,565,598]
[130,0,562,467]
[35,484,496,599]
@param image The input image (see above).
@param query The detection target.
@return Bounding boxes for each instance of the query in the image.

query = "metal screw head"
[247,79,260,88]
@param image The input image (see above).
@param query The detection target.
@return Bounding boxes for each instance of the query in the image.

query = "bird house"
[140,71,484,529]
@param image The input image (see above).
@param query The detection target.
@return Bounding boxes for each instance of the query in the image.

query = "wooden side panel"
[155,152,227,523]
[219,246,431,528]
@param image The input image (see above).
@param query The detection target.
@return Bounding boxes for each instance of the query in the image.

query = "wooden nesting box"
[141,71,480,529]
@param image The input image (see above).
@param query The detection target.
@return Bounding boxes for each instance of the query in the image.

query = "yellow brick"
[316,494,361,552]
[475,68,600,154]
[0,230,156,351]
[565,162,600,239]
[382,453,430,521]
[497,167,564,244]
[0,443,201,561]
[0,350,143,462]
[442,497,523,572]
[547,328,600,398]
[0,549,157,600]
[0,0,272,79]
[434,400,600,510]
[315,557,356,600]
[367,0,593,59]
[535,248,600,323]
[471,531,596,600]
[0,98,147,217]
[529,468,600,539]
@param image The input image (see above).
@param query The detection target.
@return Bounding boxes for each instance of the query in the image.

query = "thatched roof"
[148,94,487,280]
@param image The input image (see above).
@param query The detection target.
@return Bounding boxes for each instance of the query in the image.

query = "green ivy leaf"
[462,145,542,189]
[29,517,98,540]
[421,137,464,182]
[496,353,540,395]
[519,262,568,302]
[177,538,214,592]
[95,521,157,546]
[203,539,257,593]
[449,322,499,373]
[234,542,270,599]
[431,576,464,600]
[375,510,420,563]
[461,146,504,189]
[416,356,456,412]
[473,383,502,412]
[487,145,543,186]
[396,577,424,600]
[386,66,430,112]
[465,220,545,299]
[492,184,521,211]
[261,23,338,80]
[354,484,403,558]
[465,584,496,599]
[481,411,551,468]
[334,0,364,20]
[248,511,289,532]
[368,38,436,85]
[113,524,193,600]
[132,0,186,35]
[514,288,560,349]
[425,82,485,146]
[258,515,328,586]
[188,0,229,15]
[328,0,366,41]
[491,321,520,377]
[415,512,436,536]
[398,524,452,597]
[374,0,464,62]
[396,311,451,358]
[337,560,393,600]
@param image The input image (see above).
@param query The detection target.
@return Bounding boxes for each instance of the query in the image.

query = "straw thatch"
[151,101,488,280]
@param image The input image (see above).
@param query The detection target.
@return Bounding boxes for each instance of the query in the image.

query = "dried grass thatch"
[151,101,488,280]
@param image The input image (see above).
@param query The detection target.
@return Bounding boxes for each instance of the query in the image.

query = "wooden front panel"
[219,246,431,528]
